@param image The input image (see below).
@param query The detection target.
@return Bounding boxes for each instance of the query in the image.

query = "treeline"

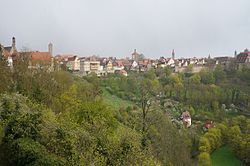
[0,59,194,165]
[198,116,250,165]
[102,66,250,117]
[101,66,250,165]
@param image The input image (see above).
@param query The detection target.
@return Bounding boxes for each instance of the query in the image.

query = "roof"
[158,57,166,63]
[132,49,140,56]
[67,56,78,61]
[112,61,118,66]
[55,54,76,62]
[31,52,52,61]
[244,48,249,52]
[115,60,125,66]
[236,51,250,63]
[4,46,12,52]
[181,111,191,119]
[122,60,131,66]
[204,121,214,129]
[214,56,233,61]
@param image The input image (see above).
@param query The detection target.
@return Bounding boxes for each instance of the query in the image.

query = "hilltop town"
[1,0,250,165]
[1,37,250,166]
[1,37,250,76]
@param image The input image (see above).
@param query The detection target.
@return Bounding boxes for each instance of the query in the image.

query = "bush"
[199,137,211,153]
[198,152,211,166]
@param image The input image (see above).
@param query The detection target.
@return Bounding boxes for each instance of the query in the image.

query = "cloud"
[0,0,250,58]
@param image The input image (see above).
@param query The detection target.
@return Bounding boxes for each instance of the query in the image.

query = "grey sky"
[0,0,250,58]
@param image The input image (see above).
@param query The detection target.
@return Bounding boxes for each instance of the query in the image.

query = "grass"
[101,88,135,110]
[211,146,244,166]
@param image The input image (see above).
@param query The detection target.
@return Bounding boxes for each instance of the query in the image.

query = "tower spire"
[12,37,16,49]
[234,50,237,57]
[48,42,53,56]
[172,49,175,59]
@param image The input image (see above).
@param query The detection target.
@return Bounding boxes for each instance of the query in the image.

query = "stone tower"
[48,42,53,56]
[132,49,138,60]
[172,49,175,59]
[234,50,237,57]
[12,37,16,50]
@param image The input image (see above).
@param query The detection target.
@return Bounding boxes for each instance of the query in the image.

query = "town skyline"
[0,37,244,59]
[1,0,250,58]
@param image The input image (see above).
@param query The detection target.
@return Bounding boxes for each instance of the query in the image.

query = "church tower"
[132,49,138,60]
[234,50,237,57]
[48,42,53,56]
[172,49,175,59]
[12,37,17,51]
[12,37,16,48]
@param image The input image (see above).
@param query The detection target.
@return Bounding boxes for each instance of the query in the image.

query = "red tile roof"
[67,56,77,61]
[115,60,125,66]
[181,111,191,119]
[31,52,52,61]
[236,51,250,63]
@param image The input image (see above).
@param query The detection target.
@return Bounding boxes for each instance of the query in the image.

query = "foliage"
[213,65,226,84]
[0,59,250,165]
[199,70,215,85]
[198,152,211,166]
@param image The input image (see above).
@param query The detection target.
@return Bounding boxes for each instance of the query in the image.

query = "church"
[0,37,54,70]
[0,37,19,67]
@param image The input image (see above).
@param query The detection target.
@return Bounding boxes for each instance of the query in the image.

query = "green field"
[102,88,135,110]
[211,146,243,166]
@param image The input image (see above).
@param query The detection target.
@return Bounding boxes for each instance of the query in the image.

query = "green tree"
[186,64,193,73]
[213,65,226,83]
[137,78,159,147]
[198,152,212,166]
[199,137,211,153]
[200,70,215,84]
[189,74,201,85]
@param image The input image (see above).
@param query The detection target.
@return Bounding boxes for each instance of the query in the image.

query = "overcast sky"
[0,0,250,58]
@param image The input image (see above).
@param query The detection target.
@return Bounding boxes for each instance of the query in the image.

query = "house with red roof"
[113,60,124,71]
[236,48,250,69]
[66,55,80,71]
[24,43,53,70]
[18,51,53,71]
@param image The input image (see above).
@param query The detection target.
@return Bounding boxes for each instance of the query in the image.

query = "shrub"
[198,152,211,166]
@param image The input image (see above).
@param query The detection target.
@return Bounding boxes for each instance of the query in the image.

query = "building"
[112,60,125,71]
[1,37,19,67]
[214,56,234,69]
[22,43,54,70]
[106,60,114,73]
[203,121,214,131]
[172,49,175,59]
[138,59,153,71]
[28,51,53,69]
[236,48,250,69]
[166,58,175,67]
[48,42,53,56]
[80,59,103,76]
[119,69,128,77]
[130,60,139,71]
[67,56,80,71]
[132,49,144,61]
[181,111,191,128]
